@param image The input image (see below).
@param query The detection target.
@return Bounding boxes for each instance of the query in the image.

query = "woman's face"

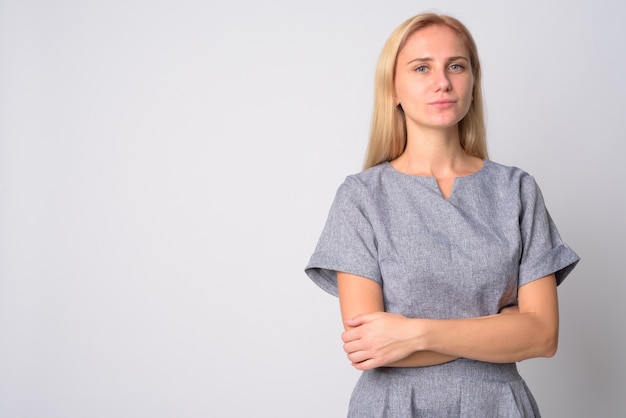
[394,24,474,135]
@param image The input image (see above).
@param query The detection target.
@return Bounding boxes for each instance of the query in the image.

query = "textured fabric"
[305,160,580,417]
[348,361,539,418]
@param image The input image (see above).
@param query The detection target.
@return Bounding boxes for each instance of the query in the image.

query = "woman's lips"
[429,99,456,108]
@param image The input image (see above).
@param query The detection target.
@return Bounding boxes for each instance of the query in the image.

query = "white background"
[1,0,624,417]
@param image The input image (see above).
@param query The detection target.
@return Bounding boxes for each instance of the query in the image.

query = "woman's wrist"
[407,317,431,352]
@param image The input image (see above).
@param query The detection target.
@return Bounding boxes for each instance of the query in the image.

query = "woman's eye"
[415,65,428,73]
[449,64,464,72]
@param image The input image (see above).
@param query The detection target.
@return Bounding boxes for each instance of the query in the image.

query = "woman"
[305,13,580,417]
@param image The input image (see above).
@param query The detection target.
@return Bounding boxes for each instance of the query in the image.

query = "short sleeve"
[305,177,382,296]
[518,175,580,287]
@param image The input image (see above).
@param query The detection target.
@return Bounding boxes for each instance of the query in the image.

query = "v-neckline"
[384,160,488,201]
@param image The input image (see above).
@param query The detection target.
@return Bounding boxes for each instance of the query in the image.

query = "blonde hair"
[364,13,488,169]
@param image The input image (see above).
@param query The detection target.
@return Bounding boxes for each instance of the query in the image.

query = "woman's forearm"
[342,275,558,370]
[344,308,555,370]
[385,307,517,367]
[415,276,559,363]
[415,313,556,363]
[338,272,558,370]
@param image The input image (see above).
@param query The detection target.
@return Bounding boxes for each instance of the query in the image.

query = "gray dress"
[305,160,579,417]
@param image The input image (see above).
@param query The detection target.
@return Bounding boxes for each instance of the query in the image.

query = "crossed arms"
[337,272,559,370]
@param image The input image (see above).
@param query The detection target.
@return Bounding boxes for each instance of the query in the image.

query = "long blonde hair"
[364,13,488,169]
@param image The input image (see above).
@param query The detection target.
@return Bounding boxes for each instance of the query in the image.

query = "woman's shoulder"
[483,160,535,183]
[333,163,392,205]
[480,160,545,204]
[341,162,391,188]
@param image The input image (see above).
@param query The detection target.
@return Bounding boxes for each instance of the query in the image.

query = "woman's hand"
[341,312,424,370]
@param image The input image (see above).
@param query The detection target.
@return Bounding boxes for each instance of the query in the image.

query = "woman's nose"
[433,69,452,91]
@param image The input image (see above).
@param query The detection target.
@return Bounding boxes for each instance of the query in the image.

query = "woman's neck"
[391,127,479,178]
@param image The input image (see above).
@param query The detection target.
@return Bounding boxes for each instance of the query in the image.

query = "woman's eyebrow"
[406,55,469,65]
[407,57,431,64]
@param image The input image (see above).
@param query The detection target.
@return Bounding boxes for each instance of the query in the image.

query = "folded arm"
[338,271,559,370]
[337,272,458,368]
